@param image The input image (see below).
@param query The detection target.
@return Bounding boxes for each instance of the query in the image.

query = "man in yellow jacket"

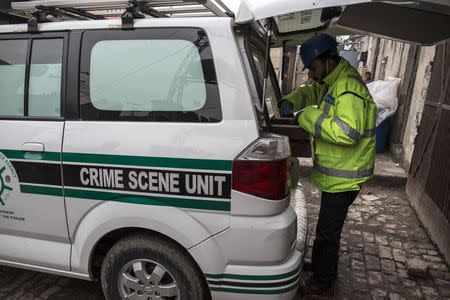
[280,34,377,295]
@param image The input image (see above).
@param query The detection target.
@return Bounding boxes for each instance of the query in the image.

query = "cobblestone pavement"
[295,176,450,300]
[0,266,104,300]
[1,175,449,299]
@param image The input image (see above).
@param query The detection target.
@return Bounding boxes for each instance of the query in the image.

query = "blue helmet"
[300,33,338,69]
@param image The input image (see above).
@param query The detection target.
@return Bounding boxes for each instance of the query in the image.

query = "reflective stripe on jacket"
[284,58,376,193]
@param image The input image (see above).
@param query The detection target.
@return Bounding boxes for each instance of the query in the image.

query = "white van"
[0,1,448,299]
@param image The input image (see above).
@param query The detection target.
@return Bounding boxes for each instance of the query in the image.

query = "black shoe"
[300,276,334,297]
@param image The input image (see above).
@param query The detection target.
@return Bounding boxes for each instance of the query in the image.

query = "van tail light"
[233,134,291,200]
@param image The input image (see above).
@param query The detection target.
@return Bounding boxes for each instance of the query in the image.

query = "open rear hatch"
[229,0,450,157]
[233,0,450,45]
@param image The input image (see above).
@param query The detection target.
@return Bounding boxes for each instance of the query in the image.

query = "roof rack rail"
[121,0,165,29]
[8,0,234,24]
[28,5,62,32]
[5,0,233,31]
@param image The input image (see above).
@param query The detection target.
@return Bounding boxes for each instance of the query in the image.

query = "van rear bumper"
[206,249,303,300]
[189,187,307,299]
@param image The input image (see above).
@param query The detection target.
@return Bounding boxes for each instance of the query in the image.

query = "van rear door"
[0,32,70,270]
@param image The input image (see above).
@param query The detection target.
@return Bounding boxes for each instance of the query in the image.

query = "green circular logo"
[0,154,17,207]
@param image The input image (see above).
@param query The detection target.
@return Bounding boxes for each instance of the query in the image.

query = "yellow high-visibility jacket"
[284,58,377,192]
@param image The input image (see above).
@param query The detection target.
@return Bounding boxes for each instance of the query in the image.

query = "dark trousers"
[312,190,359,283]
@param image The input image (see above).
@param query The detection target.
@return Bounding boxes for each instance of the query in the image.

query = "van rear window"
[80,28,221,122]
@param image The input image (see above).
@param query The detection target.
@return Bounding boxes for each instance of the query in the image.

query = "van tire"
[100,232,210,300]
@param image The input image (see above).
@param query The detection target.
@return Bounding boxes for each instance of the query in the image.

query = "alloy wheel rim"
[118,259,180,300]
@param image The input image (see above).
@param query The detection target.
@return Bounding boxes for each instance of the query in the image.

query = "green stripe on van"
[20,184,230,212]
[20,184,63,196]
[209,282,299,295]
[0,149,231,171]
[0,149,61,162]
[206,265,301,281]
[63,152,232,171]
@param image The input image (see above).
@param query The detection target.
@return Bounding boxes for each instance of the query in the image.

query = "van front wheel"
[101,233,210,300]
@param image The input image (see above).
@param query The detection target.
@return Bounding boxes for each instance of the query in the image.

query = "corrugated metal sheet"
[443,43,450,106]
[425,110,450,221]
[411,105,438,187]
[410,42,450,222]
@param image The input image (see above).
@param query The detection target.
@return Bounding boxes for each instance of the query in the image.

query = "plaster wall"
[401,46,436,171]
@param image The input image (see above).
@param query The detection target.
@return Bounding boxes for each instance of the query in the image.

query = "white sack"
[367,77,401,126]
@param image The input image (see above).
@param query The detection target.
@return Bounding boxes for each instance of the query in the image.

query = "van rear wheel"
[100,233,210,300]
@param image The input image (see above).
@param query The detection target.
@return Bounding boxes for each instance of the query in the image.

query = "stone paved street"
[0,158,449,299]
[295,174,450,300]
[0,267,104,300]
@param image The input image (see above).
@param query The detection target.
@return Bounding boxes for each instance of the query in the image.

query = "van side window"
[80,28,221,122]
[0,38,63,118]
[0,40,27,116]
[90,40,206,112]
[29,39,63,117]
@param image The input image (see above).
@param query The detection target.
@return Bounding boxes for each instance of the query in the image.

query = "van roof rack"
[3,0,234,31]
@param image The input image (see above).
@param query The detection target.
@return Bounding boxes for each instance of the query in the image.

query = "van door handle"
[22,143,45,153]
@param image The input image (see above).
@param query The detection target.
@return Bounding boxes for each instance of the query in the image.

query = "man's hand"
[278,99,294,117]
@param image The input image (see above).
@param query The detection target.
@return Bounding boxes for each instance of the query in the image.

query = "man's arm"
[282,82,325,112]
[297,90,366,146]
